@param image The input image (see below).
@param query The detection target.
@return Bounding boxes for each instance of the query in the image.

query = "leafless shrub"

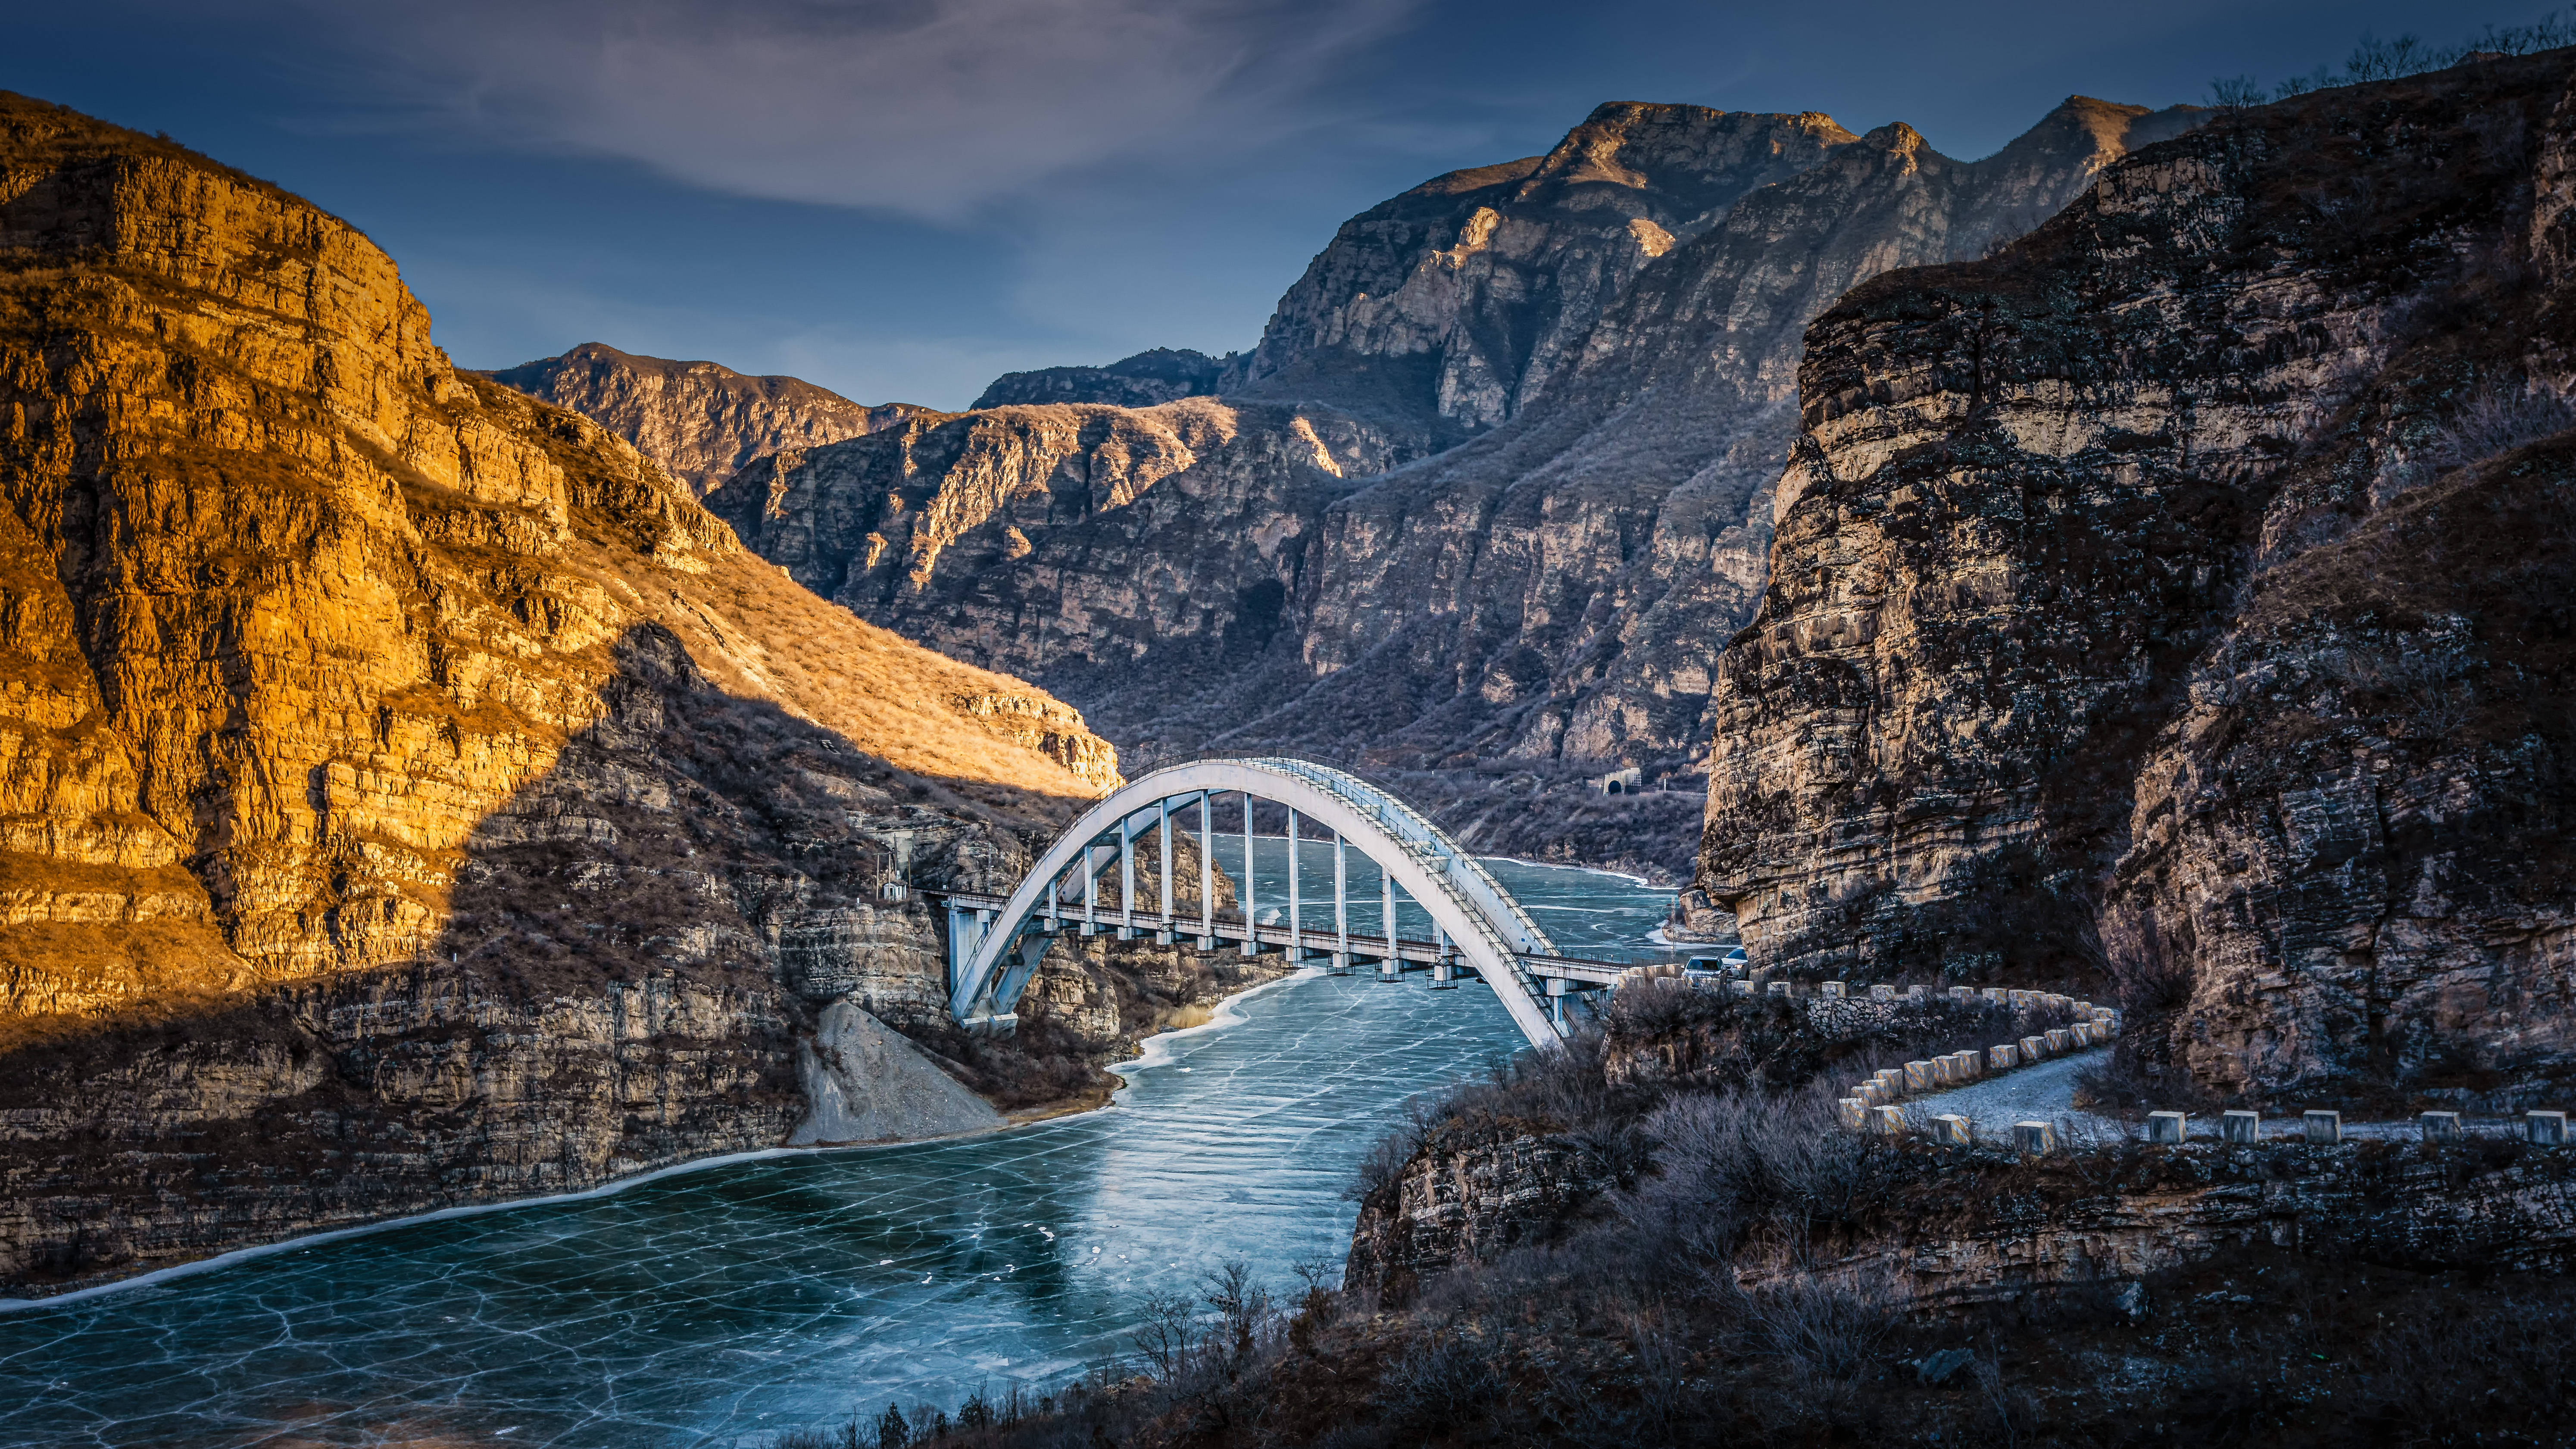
[1618,1087,1898,1273]
[1130,1289,1198,1380]
[2208,74,2267,112]
[2344,32,2434,82]
[1972,1356,2035,1448]
[2224,12,2576,106]
[1371,1321,1504,1431]
[1745,1273,1898,1380]
[1201,1261,1274,1368]
[2312,645,2476,737]
[2378,382,2576,509]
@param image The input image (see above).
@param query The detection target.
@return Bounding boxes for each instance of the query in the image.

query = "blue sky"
[11,1,2562,408]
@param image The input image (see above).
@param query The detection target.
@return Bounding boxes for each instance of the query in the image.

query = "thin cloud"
[269,0,1420,220]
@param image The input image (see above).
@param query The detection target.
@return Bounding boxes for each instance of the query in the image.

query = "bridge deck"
[928,889,1630,987]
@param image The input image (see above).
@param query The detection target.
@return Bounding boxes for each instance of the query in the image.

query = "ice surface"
[0,861,1684,1448]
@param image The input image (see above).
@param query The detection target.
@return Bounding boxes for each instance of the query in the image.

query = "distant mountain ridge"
[972,347,1243,409]
[487,342,932,496]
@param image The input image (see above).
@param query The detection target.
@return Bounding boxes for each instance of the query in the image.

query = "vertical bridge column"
[1198,791,1216,949]
[1119,811,1137,940]
[1286,809,1302,962]
[1333,833,1349,971]
[1240,791,1261,954]
[1379,871,1400,981]
[1083,842,1099,936]
[1157,797,1175,943]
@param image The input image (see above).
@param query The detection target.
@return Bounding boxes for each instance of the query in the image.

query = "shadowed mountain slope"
[0,92,1217,1293]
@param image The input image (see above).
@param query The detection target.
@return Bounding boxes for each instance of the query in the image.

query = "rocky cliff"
[972,347,1239,409]
[1701,52,2576,1104]
[0,92,1150,1294]
[488,341,930,496]
[1233,103,1860,430]
[707,397,1440,717]
[692,99,2192,879]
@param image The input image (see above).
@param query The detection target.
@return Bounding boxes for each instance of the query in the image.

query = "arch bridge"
[930,758,1636,1050]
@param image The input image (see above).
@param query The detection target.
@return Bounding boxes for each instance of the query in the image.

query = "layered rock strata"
[488,341,930,496]
[0,93,1150,1293]
[1701,53,2576,1102]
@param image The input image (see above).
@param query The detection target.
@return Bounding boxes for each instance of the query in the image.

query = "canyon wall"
[686,99,2190,878]
[0,93,1143,1293]
[1701,53,2576,1103]
[489,342,930,496]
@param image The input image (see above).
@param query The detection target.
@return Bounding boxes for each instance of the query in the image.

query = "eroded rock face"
[0,93,1121,1292]
[1252,103,2198,774]
[1235,103,1859,430]
[489,342,930,496]
[1342,1122,1621,1302]
[706,397,1436,708]
[1701,53,2576,1103]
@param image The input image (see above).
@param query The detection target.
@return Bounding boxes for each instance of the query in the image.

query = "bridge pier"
[1117,812,1138,939]
[1333,834,1350,968]
[1197,791,1217,949]
[1286,809,1304,960]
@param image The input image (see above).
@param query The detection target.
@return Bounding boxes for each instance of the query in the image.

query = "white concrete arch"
[946,759,1568,1048]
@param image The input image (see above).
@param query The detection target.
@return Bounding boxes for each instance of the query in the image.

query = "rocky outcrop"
[1700,53,2576,1103]
[1343,1121,1621,1301]
[0,92,1129,1293]
[972,347,1240,410]
[488,342,930,496]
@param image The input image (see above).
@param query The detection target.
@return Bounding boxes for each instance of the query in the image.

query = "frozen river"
[0,856,1694,1448]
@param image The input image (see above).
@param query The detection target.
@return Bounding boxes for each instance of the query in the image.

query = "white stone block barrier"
[1933,1114,1973,1146]
[2222,1110,2261,1144]
[2019,1034,2049,1062]
[2529,1110,2567,1146]
[2304,1110,2342,1144]
[2148,1111,2188,1144]
[2421,1111,2462,1143]
[1873,1105,1907,1136]
[1990,1044,2020,1071]
[2014,1121,2057,1155]
[1905,1060,1936,1092]
[1837,1097,1869,1131]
